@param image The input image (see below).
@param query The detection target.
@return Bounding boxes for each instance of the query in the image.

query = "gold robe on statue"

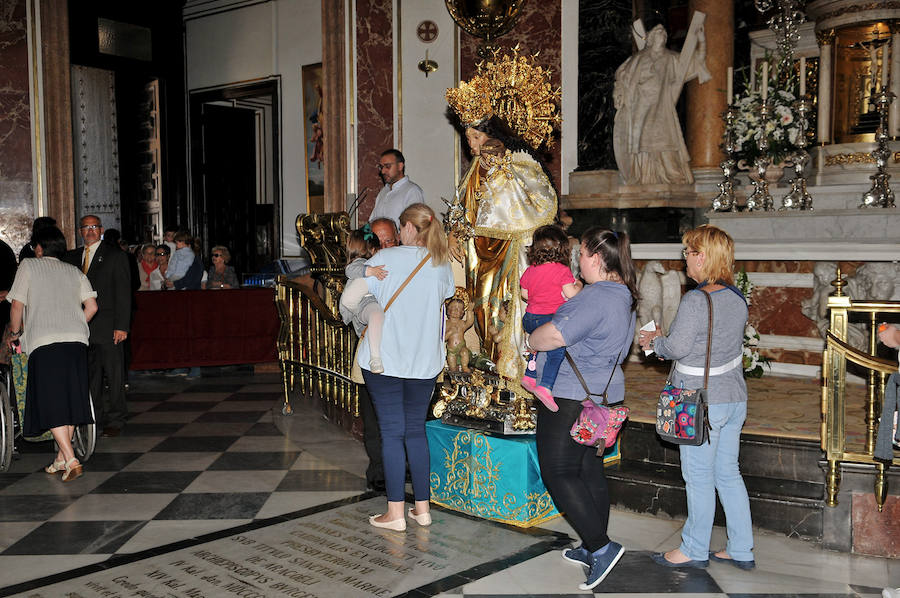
[457,150,556,385]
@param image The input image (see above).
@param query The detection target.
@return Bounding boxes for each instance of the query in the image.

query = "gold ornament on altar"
[445,47,562,150]
[445,0,528,58]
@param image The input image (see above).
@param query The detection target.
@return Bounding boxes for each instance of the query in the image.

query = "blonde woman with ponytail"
[358,202,454,531]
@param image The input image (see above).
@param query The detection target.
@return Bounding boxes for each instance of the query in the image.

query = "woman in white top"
[359,203,454,531]
[7,226,98,482]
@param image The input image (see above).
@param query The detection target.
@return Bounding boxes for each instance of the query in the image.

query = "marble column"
[322,0,348,214]
[890,22,900,138]
[0,0,33,253]
[354,0,393,223]
[816,29,835,144]
[40,0,76,246]
[685,0,733,171]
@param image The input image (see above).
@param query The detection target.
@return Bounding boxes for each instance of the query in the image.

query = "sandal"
[61,458,83,482]
[44,458,66,475]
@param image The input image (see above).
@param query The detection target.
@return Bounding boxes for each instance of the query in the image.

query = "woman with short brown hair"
[639,224,755,571]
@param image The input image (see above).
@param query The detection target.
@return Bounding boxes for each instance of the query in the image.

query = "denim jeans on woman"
[523,312,566,390]
[361,371,436,503]
[536,398,611,551]
[678,400,754,561]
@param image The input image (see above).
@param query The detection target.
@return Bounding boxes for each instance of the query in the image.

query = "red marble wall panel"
[355,0,394,222]
[752,287,819,337]
[852,493,900,558]
[458,3,562,192]
[759,349,822,366]
[0,0,34,252]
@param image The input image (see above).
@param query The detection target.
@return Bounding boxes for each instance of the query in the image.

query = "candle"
[761,61,769,101]
[799,56,806,97]
[882,45,890,89]
[727,66,733,104]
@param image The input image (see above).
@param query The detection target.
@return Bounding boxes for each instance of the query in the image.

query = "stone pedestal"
[566,170,706,210]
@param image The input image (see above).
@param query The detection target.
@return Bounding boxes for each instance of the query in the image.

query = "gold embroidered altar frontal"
[427,420,560,527]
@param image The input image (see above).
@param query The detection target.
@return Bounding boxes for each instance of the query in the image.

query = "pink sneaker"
[533,385,559,412]
[521,376,537,391]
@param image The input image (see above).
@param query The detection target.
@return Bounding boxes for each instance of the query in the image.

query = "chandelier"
[756,0,805,64]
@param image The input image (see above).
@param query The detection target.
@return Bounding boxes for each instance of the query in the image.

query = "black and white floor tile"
[0,372,895,597]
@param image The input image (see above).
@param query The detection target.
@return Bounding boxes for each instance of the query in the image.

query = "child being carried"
[520,225,582,412]
[339,225,388,373]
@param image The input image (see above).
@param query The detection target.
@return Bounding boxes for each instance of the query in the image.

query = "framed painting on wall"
[302,62,325,214]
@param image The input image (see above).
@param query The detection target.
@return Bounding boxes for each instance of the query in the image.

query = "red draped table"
[129,289,279,370]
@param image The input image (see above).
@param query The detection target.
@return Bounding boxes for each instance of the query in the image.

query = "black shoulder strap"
[564,348,623,407]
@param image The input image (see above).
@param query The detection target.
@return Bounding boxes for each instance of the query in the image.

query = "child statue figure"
[445,297,475,373]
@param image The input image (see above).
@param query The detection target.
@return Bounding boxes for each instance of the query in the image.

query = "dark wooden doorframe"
[188,79,281,271]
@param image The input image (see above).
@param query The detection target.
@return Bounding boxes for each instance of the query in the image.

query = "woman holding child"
[527,227,638,591]
[358,203,454,531]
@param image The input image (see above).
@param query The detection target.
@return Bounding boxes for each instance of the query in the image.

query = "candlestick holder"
[712,104,739,212]
[781,97,814,210]
[859,86,896,209]
[746,101,774,211]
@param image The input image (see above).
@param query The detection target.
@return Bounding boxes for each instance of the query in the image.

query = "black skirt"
[24,342,93,436]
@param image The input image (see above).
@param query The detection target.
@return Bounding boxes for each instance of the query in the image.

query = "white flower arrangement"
[742,321,771,378]
[735,269,769,377]
[735,270,753,306]
[732,64,803,166]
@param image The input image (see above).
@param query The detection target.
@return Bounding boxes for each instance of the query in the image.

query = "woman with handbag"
[638,224,754,570]
[359,203,454,531]
[526,227,638,591]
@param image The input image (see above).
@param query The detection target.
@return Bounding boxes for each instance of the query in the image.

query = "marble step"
[607,421,827,539]
[606,458,825,539]
[620,421,824,483]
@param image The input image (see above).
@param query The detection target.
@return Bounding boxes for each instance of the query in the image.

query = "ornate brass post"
[824,267,850,506]
[866,313,877,454]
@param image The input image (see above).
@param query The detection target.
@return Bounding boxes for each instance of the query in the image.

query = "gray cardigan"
[653,288,748,405]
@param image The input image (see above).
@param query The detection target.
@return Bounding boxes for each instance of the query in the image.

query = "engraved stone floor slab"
[6,495,564,597]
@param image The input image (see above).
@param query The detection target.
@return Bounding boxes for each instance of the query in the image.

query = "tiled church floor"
[0,372,896,597]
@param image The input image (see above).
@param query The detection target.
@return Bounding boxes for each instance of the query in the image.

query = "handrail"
[275,274,359,418]
[823,279,898,512]
[826,333,897,374]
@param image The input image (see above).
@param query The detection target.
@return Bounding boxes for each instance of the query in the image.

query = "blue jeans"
[678,401,754,561]
[523,312,565,390]
[361,371,436,503]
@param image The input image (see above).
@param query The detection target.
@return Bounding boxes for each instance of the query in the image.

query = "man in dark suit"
[65,215,132,436]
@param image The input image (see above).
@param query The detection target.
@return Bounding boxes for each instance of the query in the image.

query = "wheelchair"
[0,360,97,473]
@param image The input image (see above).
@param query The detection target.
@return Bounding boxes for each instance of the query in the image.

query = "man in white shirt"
[368,149,424,228]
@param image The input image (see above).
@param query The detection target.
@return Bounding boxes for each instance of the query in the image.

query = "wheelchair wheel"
[0,371,14,472]
[72,392,97,462]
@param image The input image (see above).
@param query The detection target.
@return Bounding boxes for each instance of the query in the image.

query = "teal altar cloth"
[426,420,560,527]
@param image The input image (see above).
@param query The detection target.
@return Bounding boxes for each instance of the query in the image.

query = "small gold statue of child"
[445,297,475,373]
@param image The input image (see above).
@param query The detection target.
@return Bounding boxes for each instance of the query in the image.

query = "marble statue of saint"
[613,17,711,186]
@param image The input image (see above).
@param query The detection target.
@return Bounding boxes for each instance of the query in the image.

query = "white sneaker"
[369,357,384,374]
[883,588,900,598]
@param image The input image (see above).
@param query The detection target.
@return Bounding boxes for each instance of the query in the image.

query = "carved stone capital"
[816,28,836,47]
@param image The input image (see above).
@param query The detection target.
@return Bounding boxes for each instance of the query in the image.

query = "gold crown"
[446,47,562,150]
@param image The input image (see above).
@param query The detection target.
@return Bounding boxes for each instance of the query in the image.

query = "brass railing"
[823,274,898,511]
[275,274,359,418]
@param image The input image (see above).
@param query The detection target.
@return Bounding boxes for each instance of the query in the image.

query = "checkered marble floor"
[0,371,896,597]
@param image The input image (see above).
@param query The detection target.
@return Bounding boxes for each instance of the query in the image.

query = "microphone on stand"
[348,187,369,221]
